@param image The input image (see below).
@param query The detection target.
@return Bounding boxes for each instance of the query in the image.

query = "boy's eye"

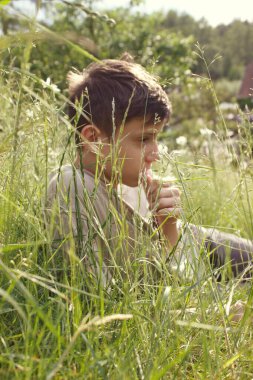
[140,136,152,142]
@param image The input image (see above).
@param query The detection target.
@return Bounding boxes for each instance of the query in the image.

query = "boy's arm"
[157,216,179,248]
[145,171,181,249]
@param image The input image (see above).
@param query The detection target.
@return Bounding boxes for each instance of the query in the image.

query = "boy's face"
[100,117,165,187]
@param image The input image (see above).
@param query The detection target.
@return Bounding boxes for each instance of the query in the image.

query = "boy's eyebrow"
[138,116,165,134]
[142,129,159,134]
[143,126,164,134]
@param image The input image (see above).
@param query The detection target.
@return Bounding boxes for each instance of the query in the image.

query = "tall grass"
[0,13,253,380]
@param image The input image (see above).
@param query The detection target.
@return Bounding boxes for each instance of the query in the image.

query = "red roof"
[238,62,253,99]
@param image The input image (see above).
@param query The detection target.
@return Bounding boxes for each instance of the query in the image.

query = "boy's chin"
[120,182,138,188]
[120,177,140,188]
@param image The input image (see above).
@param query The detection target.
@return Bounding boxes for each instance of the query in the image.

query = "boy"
[46,56,253,283]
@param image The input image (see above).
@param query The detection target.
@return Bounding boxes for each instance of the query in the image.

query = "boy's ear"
[80,124,101,143]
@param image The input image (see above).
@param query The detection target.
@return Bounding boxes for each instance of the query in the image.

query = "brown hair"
[67,55,171,144]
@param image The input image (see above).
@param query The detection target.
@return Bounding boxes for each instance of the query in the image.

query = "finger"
[155,207,182,219]
[145,176,159,194]
[148,194,181,212]
[159,187,181,198]
[146,182,177,202]
[147,188,181,208]
[147,187,181,209]
[155,197,181,212]
[147,180,173,191]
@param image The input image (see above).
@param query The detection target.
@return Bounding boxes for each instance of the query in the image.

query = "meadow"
[1,4,253,380]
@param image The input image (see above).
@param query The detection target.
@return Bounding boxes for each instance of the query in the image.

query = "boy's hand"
[144,169,181,247]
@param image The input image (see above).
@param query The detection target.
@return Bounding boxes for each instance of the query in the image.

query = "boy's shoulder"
[46,164,113,222]
[48,164,98,195]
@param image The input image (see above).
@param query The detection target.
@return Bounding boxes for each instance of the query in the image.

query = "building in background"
[238,62,253,109]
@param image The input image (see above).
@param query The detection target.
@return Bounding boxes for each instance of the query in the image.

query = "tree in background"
[1,0,253,84]
[1,0,252,151]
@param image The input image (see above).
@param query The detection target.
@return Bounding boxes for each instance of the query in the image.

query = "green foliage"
[2,1,253,87]
[0,0,10,8]
[0,3,197,88]
[214,79,241,102]
[0,2,253,378]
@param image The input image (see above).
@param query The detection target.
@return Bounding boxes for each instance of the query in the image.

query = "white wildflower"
[50,83,60,93]
[176,135,187,146]
[17,130,25,138]
[69,303,73,312]
[45,77,51,86]
[42,77,60,93]
[200,127,214,137]
[220,102,238,111]
[158,143,168,155]
[226,130,234,137]
[226,113,235,121]
[196,117,205,126]
[25,109,34,119]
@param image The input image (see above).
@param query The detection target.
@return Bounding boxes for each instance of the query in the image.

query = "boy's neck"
[74,156,118,188]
